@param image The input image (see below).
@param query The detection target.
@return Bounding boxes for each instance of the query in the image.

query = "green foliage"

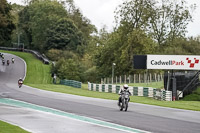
[56,58,81,81]
[46,49,63,61]
[45,18,83,51]
[81,66,98,83]
[115,0,195,46]
[0,0,15,46]
[19,0,68,51]
[149,0,195,46]
[183,87,200,101]
[96,28,156,77]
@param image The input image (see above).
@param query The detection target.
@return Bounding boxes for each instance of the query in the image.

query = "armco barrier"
[0,47,50,64]
[133,87,138,96]
[116,86,120,93]
[88,82,172,101]
[143,87,149,97]
[60,79,81,88]
[102,84,105,92]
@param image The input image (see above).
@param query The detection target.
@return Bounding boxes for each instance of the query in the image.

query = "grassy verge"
[1,50,200,111]
[0,120,29,133]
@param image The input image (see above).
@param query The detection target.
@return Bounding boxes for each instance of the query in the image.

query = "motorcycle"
[7,60,9,66]
[18,81,23,88]
[12,58,14,63]
[119,90,130,111]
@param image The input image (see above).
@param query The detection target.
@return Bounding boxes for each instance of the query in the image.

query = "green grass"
[0,50,52,84]
[183,87,200,101]
[2,50,200,111]
[0,120,29,133]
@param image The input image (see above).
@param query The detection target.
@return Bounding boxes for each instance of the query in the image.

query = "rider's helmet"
[123,84,129,90]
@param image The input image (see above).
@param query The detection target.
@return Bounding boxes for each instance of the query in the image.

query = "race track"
[0,53,200,133]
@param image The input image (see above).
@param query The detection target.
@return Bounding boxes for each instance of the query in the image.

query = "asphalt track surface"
[0,53,200,133]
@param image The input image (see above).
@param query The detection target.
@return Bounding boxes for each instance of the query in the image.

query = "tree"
[149,0,195,46]
[0,0,15,46]
[45,18,83,51]
[19,0,68,51]
[114,0,155,31]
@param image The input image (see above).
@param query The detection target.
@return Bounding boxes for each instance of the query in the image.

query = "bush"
[183,87,200,101]
[56,58,81,81]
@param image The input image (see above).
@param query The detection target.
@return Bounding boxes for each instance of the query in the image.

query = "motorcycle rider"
[2,59,5,65]
[118,84,131,106]
[12,58,15,63]
[2,54,4,59]
[7,60,10,65]
[18,78,23,87]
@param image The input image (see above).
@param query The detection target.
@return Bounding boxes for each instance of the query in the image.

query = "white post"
[129,75,131,84]
[112,77,113,84]
[125,75,126,84]
[155,73,157,82]
[139,74,141,83]
[150,73,152,83]
[134,74,136,83]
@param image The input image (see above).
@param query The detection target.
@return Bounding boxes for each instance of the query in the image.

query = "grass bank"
[0,120,29,133]
[1,50,200,111]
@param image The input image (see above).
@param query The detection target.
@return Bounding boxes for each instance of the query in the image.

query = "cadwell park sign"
[134,55,200,70]
[147,55,200,70]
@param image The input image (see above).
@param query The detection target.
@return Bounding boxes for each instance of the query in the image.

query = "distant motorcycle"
[118,90,130,111]
[2,60,5,65]
[12,58,15,63]
[18,81,23,88]
[7,60,10,66]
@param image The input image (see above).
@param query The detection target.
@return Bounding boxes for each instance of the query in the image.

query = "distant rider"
[2,54,4,59]
[2,59,5,65]
[12,58,15,63]
[7,60,9,65]
[118,84,131,106]
[18,78,23,85]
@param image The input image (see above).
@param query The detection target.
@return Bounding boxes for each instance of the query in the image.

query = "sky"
[7,0,200,37]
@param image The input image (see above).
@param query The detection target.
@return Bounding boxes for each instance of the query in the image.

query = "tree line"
[1,0,200,83]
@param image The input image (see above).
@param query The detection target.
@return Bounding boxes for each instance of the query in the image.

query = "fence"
[101,73,164,84]
[60,79,82,88]
[88,82,172,101]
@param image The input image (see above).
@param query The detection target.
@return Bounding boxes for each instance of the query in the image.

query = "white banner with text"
[147,55,200,70]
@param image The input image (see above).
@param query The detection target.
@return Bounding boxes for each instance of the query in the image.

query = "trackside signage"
[147,55,200,70]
